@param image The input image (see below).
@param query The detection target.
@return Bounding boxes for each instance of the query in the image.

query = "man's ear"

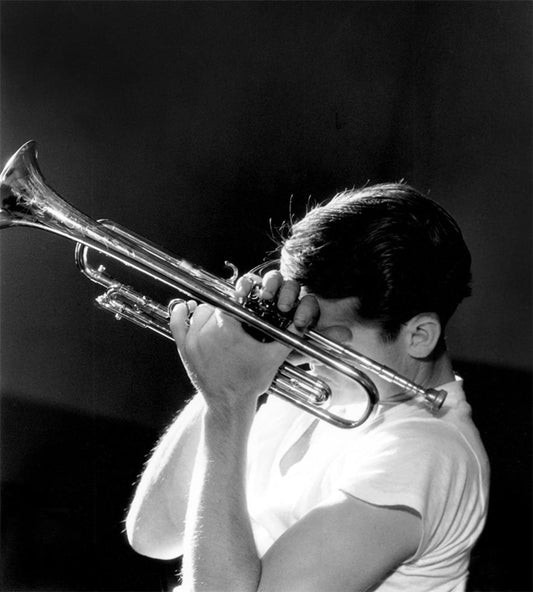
[404,313,442,359]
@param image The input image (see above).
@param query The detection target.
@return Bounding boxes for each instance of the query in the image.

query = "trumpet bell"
[1,141,42,227]
[1,141,97,240]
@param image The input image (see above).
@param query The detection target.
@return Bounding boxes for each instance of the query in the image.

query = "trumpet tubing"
[0,141,447,429]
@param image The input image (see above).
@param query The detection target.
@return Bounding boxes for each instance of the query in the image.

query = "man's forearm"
[181,404,260,592]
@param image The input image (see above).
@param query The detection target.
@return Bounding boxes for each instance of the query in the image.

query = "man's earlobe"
[406,313,442,359]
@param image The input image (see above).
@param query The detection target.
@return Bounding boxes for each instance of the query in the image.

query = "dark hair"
[279,183,472,341]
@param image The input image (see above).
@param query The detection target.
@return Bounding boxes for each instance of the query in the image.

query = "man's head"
[279,184,472,347]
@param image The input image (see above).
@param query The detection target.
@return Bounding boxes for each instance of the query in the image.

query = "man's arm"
[170,299,421,592]
[125,394,205,559]
[124,273,298,562]
[182,395,421,592]
[258,493,421,592]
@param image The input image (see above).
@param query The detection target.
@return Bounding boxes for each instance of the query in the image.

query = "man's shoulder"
[362,405,482,467]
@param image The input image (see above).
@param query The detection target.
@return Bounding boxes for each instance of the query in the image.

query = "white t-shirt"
[246,378,490,591]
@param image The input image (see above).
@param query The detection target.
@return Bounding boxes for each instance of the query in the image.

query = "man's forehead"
[278,259,366,327]
[301,290,360,325]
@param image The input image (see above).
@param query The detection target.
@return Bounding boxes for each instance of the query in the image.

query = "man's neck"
[379,352,455,403]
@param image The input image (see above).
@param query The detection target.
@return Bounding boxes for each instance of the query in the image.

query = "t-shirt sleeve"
[330,419,477,557]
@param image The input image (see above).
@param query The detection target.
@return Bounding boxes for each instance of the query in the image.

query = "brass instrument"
[0,141,447,428]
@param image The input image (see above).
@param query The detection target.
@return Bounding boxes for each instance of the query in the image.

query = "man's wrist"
[202,397,256,441]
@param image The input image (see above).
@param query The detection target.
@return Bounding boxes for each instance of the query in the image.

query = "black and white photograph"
[0,2,531,591]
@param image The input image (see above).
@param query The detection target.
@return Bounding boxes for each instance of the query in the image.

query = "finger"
[186,299,198,315]
[292,293,320,331]
[168,299,198,324]
[188,303,215,333]
[276,279,301,312]
[235,273,261,301]
[168,298,186,317]
[169,301,191,346]
[260,270,284,300]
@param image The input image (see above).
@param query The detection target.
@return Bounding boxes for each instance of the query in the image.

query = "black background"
[1,2,531,591]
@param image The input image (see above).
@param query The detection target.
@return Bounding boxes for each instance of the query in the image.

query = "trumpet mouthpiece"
[424,388,447,412]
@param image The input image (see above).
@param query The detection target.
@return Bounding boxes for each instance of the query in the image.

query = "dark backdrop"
[0,2,531,591]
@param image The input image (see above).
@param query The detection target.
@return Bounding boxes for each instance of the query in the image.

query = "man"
[125,184,489,592]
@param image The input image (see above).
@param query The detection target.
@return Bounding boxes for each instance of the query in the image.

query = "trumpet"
[0,141,447,428]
